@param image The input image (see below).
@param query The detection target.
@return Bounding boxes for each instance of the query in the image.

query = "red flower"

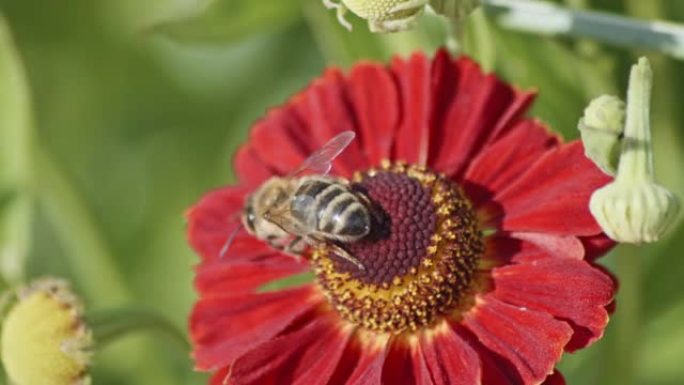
[187,50,617,385]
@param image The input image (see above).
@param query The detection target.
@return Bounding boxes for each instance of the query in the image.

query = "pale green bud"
[589,58,680,243]
[590,182,679,243]
[578,95,625,176]
[323,0,479,33]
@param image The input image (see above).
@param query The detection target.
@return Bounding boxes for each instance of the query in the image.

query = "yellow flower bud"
[1,278,92,385]
[589,58,680,243]
[578,95,625,176]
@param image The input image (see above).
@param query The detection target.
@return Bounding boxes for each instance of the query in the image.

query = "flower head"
[589,58,680,243]
[1,277,93,385]
[324,0,480,32]
[187,50,616,385]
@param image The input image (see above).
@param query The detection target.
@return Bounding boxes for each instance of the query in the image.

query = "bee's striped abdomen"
[292,177,370,242]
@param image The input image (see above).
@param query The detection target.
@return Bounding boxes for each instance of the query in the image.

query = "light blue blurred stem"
[482,0,684,60]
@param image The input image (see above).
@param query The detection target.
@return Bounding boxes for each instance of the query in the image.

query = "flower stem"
[34,146,131,305]
[87,307,189,351]
[481,0,684,60]
[611,245,643,385]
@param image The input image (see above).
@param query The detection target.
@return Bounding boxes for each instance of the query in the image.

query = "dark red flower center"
[312,162,484,333]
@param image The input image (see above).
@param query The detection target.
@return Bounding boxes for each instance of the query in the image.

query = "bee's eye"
[244,206,257,234]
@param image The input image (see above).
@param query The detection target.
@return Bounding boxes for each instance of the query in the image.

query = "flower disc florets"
[313,162,483,333]
[1,278,93,385]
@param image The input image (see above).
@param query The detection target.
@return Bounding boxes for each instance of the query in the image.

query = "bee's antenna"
[219,223,244,259]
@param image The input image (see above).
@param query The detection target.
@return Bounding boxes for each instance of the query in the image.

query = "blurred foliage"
[0,13,31,286]
[0,0,682,384]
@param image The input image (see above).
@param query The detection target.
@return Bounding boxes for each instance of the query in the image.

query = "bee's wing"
[290,130,356,177]
[264,203,312,235]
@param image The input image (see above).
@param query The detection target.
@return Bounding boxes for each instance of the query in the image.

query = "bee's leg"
[328,244,366,271]
[283,236,306,262]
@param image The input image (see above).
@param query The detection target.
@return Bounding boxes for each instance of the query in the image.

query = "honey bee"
[240,131,370,269]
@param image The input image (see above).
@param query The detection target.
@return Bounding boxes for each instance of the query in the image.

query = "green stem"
[87,308,189,351]
[34,146,131,306]
[611,246,642,385]
[464,9,495,71]
[302,0,354,65]
[482,0,684,60]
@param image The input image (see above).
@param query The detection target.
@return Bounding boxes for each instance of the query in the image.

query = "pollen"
[312,163,484,333]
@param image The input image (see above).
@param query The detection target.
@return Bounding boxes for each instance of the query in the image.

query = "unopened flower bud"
[578,95,625,176]
[323,0,427,32]
[1,277,93,385]
[589,58,680,243]
[323,0,479,33]
[590,182,679,243]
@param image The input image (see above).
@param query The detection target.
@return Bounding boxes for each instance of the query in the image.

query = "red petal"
[468,341,520,385]
[194,255,309,296]
[489,91,537,142]
[348,63,400,166]
[581,234,616,261]
[190,286,320,370]
[346,340,388,385]
[509,232,584,260]
[462,295,572,385]
[186,187,270,262]
[298,68,370,177]
[484,233,584,265]
[228,316,351,385]
[421,323,481,385]
[464,120,559,209]
[542,371,566,385]
[411,343,435,385]
[392,53,431,166]
[249,107,310,176]
[490,141,612,236]
[493,257,615,351]
[430,56,518,178]
[209,367,230,385]
[382,340,418,385]
[234,143,277,189]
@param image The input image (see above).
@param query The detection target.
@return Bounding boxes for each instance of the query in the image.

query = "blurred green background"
[0,0,683,384]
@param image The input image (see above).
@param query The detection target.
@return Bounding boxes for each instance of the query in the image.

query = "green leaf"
[146,0,302,43]
[259,271,314,292]
[0,14,32,284]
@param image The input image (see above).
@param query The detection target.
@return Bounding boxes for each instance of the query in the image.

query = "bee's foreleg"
[284,236,306,257]
[328,244,366,271]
